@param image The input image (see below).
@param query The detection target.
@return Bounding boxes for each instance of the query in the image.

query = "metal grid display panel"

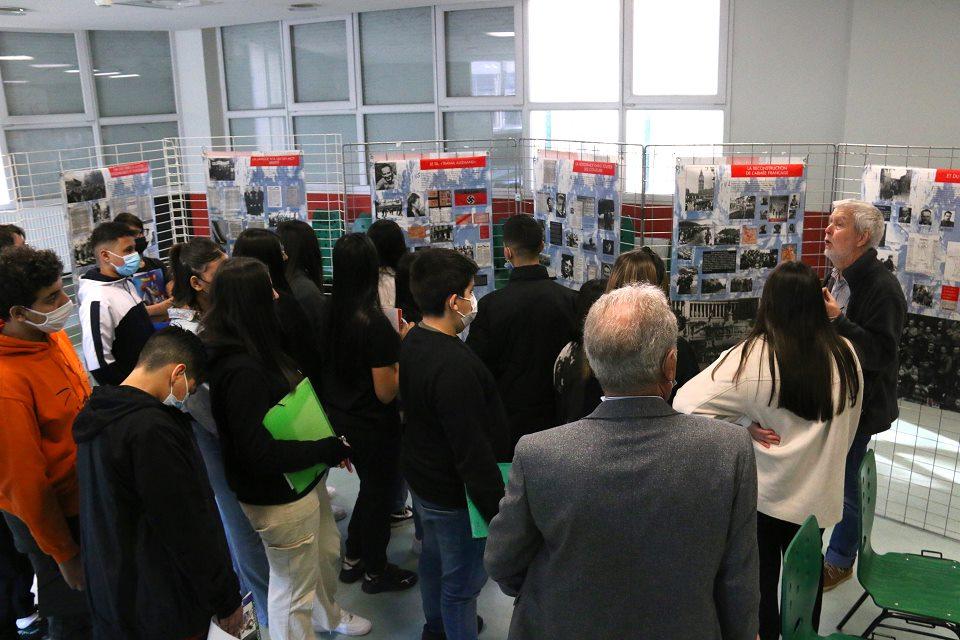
[163,134,344,282]
[836,144,960,541]
[342,138,523,288]
[5,139,173,346]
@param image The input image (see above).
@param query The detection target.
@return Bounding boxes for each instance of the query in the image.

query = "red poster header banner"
[420,156,487,170]
[573,160,616,176]
[107,161,150,178]
[942,285,959,302]
[730,164,804,178]
[250,154,301,167]
[935,168,960,183]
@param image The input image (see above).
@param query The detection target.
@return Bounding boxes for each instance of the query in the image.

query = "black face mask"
[134,237,148,254]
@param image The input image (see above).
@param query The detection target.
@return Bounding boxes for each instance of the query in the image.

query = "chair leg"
[837,590,869,630]
[862,610,889,638]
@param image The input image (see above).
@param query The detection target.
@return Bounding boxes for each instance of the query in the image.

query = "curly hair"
[0,246,64,320]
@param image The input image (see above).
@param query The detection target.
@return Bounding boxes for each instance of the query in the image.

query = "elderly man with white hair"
[808,200,906,589]
[484,284,760,640]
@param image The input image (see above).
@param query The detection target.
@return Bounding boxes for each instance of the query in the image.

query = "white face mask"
[163,366,190,411]
[22,299,75,334]
[455,293,478,332]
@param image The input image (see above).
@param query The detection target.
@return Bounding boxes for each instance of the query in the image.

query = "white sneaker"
[327,486,338,499]
[333,611,372,636]
[332,504,348,522]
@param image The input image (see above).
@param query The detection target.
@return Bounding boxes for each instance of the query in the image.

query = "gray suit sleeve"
[714,432,760,640]
[483,447,543,597]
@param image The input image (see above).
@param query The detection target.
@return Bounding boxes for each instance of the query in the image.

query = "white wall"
[843,0,960,147]
[727,0,852,143]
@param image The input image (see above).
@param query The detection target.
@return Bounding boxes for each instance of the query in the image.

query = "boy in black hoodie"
[73,327,243,640]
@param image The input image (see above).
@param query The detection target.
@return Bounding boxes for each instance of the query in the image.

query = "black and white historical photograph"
[73,237,95,267]
[713,226,741,245]
[64,169,107,203]
[730,277,753,293]
[267,211,297,229]
[555,193,567,217]
[919,208,934,226]
[550,221,563,246]
[560,253,575,279]
[91,201,111,224]
[602,238,616,256]
[683,166,716,212]
[672,298,758,367]
[766,195,789,221]
[537,191,554,214]
[678,220,713,245]
[542,159,558,185]
[677,267,698,295]
[729,194,756,220]
[598,199,615,230]
[879,167,913,201]
[406,192,425,217]
[788,194,800,218]
[565,230,580,248]
[208,158,236,183]
[943,210,956,228]
[740,248,779,270]
[898,205,912,224]
[375,198,403,219]
[600,261,613,278]
[244,187,264,216]
[898,314,960,408]
[701,278,727,294]
[676,246,693,261]
[876,203,892,221]
[912,283,934,307]
[581,235,598,252]
[431,224,453,243]
[374,162,397,190]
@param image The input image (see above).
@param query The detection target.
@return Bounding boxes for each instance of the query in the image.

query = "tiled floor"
[271,469,960,640]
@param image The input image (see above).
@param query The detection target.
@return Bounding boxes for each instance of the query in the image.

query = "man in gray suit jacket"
[485,284,760,640]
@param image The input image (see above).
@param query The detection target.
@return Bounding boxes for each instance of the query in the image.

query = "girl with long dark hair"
[167,238,272,628]
[321,233,418,594]
[276,219,329,338]
[204,257,371,639]
[367,219,407,310]
[674,261,863,640]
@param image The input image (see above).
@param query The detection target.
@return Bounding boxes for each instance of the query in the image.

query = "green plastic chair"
[837,449,960,639]
[782,516,861,640]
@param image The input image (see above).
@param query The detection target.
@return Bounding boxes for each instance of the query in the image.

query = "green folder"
[262,378,336,494]
[466,463,512,539]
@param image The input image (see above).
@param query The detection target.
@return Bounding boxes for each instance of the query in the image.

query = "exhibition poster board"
[670,160,807,301]
[861,165,960,319]
[62,160,157,272]
[531,151,621,287]
[205,151,308,249]
[370,152,495,298]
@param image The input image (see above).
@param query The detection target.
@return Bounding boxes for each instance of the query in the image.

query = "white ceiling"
[0,0,480,31]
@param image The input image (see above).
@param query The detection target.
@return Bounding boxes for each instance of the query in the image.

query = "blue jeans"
[413,493,488,640]
[825,432,873,568]
[193,423,270,628]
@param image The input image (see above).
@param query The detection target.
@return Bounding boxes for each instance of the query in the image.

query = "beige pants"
[241,483,342,640]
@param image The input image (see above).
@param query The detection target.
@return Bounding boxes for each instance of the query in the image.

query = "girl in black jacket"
[204,257,372,639]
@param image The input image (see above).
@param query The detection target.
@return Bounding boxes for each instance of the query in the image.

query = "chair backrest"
[858,449,877,569]
[781,515,823,640]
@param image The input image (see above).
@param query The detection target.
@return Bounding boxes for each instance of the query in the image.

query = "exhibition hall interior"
[1,0,960,639]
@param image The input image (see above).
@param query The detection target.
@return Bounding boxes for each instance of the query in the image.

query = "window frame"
[435,0,524,108]
[284,15,357,111]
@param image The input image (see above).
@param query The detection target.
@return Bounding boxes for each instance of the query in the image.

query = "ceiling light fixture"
[94,71,121,76]
[30,63,72,69]
[64,69,81,74]
[0,55,34,61]
[109,73,141,78]
[2,80,28,84]
[289,2,320,9]
[0,7,28,16]
[485,31,514,37]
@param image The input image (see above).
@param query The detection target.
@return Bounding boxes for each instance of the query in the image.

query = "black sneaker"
[339,558,364,584]
[361,563,418,594]
[419,616,484,639]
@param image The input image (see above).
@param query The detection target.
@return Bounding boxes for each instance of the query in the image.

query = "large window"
[291,20,351,104]
[0,32,84,116]
[444,7,516,98]
[359,8,434,105]
[222,22,285,111]
[5,127,96,199]
[89,31,176,117]
[626,109,725,194]
[529,110,620,145]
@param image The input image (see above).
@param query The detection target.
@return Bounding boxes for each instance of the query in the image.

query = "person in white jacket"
[674,260,863,640]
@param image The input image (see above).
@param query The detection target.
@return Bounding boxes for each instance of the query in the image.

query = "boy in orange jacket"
[0,246,92,639]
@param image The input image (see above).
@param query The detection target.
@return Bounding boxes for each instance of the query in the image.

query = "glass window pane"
[291,21,350,103]
[222,22,284,110]
[364,112,435,143]
[527,0,619,102]
[529,110,619,145]
[632,0,720,95]
[360,8,434,105]
[444,8,515,97]
[294,114,357,184]
[89,31,176,116]
[229,116,287,151]
[626,109,724,193]
[444,111,522,189]
[6,127,96,200]
[0,32,83,116]
[101,121,178,175]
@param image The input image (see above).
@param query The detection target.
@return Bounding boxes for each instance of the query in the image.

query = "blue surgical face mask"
[163,366,190,411]
[108,250,141,277]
